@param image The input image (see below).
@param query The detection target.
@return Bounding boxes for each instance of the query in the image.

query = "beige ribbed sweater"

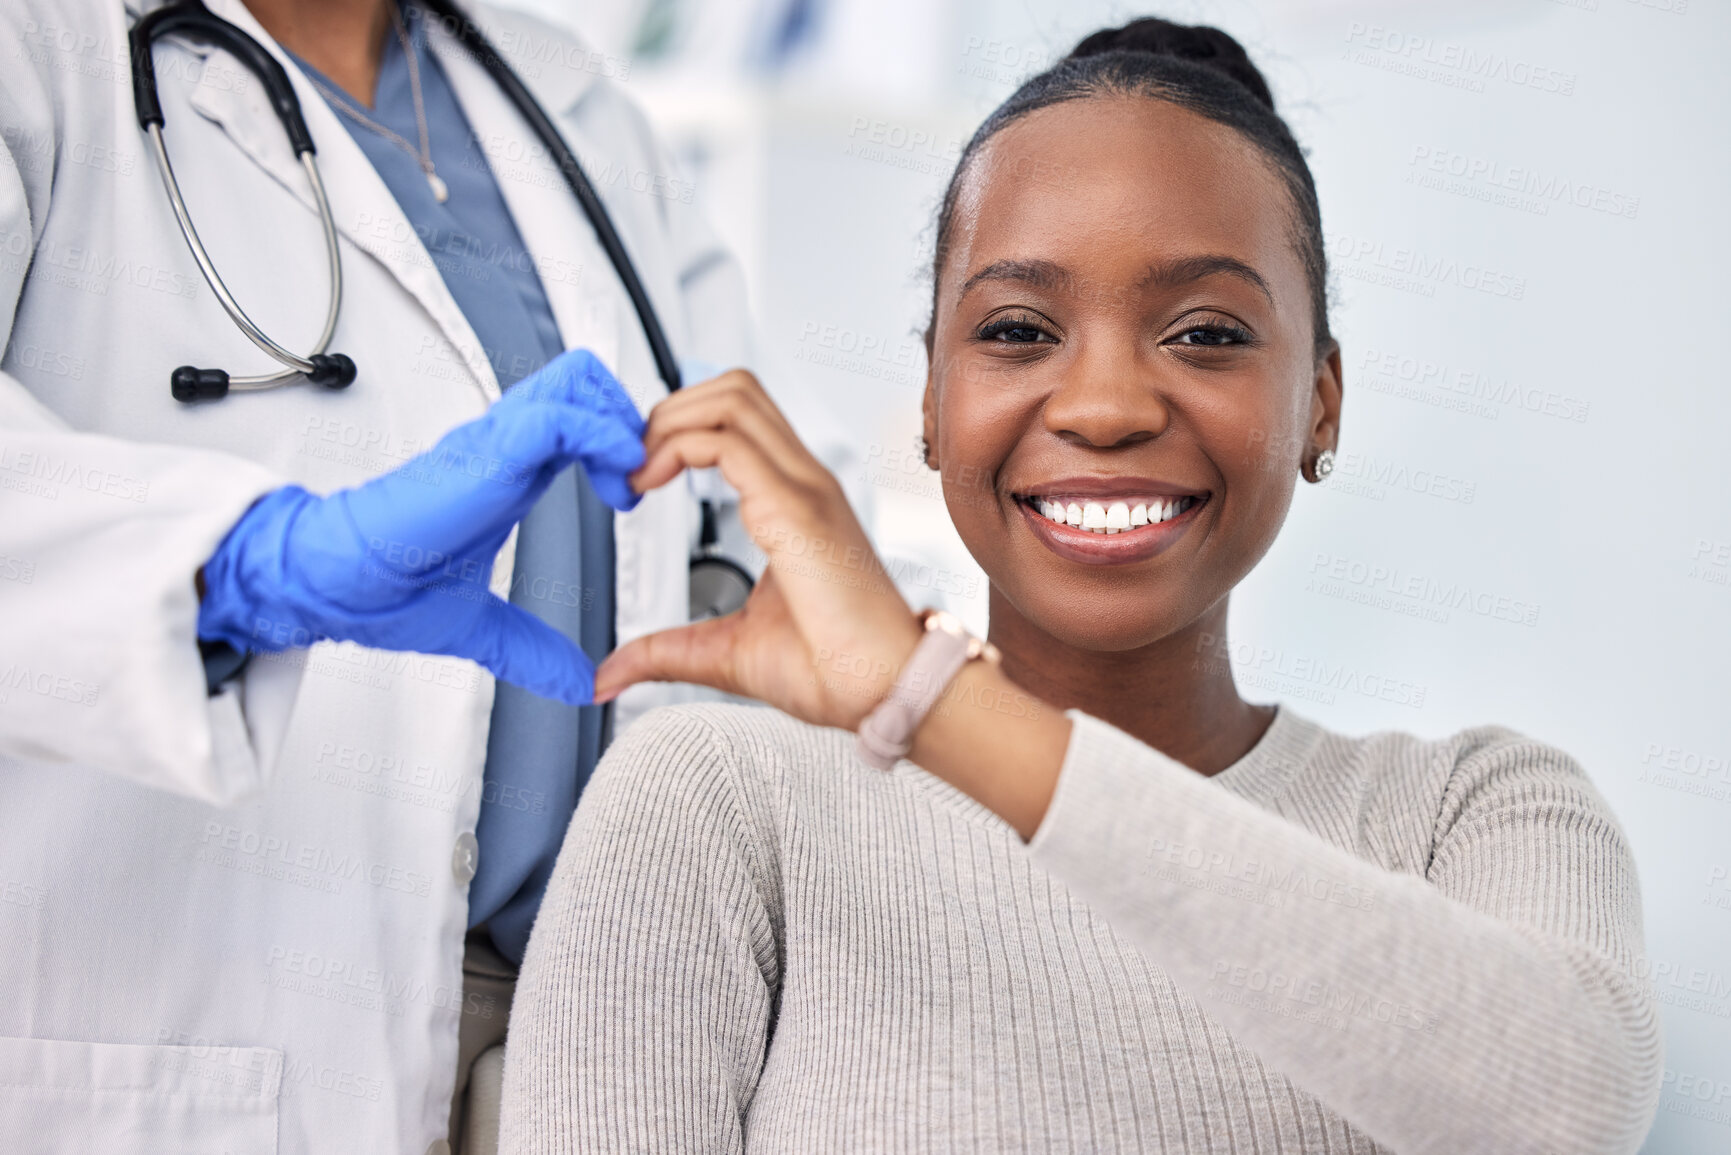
[500,702,1662,1154]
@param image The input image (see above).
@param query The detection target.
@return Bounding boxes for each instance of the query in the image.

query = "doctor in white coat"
[0,0,766,1150]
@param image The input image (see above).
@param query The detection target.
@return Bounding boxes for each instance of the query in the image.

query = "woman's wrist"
[903,658,1072,841]
[853,609,990,768]
[824,608,925,731]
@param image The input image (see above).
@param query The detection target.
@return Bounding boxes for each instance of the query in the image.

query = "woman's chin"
[992,589,1190,657]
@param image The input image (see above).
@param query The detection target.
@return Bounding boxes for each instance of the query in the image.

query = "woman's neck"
[243,0,393,108]
[987,588,1275,777]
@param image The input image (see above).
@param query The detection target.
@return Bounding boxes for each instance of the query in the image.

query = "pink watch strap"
[855,619,974,771]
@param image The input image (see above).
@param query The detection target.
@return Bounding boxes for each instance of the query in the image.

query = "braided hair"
[928,18,1331,354]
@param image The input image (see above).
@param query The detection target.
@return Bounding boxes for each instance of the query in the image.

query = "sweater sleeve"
[1025,711,1662,1155]
[500,706,782,1154]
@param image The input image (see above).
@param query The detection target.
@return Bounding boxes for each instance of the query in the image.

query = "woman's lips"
[1015,494,1206,565]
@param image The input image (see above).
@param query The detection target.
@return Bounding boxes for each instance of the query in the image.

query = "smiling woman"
[499,18,1661,1155]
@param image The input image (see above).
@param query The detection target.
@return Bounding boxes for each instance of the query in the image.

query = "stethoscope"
[129,0,753,619]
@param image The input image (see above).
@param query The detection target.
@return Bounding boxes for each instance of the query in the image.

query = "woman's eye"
[977,316,1055,344]
[1174,324,1250,347]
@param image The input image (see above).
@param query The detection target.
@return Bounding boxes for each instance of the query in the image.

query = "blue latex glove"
[197,350,645,705]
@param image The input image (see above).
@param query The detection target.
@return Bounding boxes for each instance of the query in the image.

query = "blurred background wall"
[502,0,1727,1148]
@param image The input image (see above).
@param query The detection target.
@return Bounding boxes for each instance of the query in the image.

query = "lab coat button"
[452,832,479,884]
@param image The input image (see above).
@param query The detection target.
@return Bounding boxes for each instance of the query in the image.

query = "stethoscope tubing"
[144,124,344,387]
[130,0,686,399]
[415,0,684,395]
[129,0,751,616]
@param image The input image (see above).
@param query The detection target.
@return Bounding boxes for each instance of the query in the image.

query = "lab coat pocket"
[0,1035,281,1154]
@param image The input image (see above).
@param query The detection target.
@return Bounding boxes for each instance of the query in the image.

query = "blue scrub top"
[292,7,614,963]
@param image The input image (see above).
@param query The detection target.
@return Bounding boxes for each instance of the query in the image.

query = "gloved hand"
[196,349,646,705]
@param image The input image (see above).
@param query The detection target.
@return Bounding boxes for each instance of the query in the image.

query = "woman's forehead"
[946,96,1299,298]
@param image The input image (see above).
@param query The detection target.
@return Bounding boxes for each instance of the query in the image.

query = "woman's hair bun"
[1069,18,1274,111]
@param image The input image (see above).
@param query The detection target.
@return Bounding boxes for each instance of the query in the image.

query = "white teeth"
[1033,494,1197,534]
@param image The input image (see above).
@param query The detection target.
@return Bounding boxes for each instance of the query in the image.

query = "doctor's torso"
[0,0,724,1149]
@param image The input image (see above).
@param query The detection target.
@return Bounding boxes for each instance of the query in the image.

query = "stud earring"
[915,433,931,468]
[1313,448,1335,481]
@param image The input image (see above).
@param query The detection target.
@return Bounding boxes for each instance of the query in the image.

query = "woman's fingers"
[644,370,799,448]
[593,615,743,702]
[640,372,827,487]
[630,427,799,514]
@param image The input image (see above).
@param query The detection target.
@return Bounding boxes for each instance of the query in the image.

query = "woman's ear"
[1303,340,1344,481]
[920,368,940,472]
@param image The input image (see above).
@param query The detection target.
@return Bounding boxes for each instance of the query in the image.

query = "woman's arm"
[851,646,1662,1151]
[839,639,1663,1154]
[499,707,782,1153]
[1022,711,1661,1155]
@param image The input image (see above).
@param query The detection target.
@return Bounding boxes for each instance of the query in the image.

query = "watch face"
[689,557,753,620]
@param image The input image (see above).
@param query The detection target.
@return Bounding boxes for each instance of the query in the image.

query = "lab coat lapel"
[436,4,608,137]
[177,0,504,401]
[430,13,696,662]
[426,13,633,407]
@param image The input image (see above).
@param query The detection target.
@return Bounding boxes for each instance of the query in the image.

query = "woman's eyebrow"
[959,258,1071,299]
[959,255,1273,304]
[1138,254,1273,304]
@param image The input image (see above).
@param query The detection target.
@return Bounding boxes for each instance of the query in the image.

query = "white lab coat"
[0,0,753,1149]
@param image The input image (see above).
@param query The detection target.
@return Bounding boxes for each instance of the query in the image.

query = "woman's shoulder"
[599,701,856,793]
[1295,708,1584,772]
[1310,711,1597,792]
[1282,707,1619,845]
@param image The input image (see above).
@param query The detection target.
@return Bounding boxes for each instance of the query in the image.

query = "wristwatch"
[855,609,1000,771]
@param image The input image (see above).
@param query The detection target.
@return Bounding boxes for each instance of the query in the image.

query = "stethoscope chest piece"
[689,555,753,620]
[688,499,753,619]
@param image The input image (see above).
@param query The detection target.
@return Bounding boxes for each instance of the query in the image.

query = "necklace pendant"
[427,171,449,203]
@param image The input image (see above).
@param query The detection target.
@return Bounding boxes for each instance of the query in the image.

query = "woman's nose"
[1041,348,1170,449]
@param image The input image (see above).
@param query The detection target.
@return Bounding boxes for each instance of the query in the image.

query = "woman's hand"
[601,369,1073,838]
[593,370,924,731]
